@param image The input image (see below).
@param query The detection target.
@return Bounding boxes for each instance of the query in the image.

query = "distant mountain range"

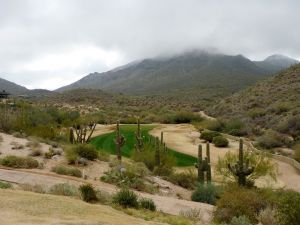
[56,51,299,97]
[1,51,298,99]
[0,77,28,95]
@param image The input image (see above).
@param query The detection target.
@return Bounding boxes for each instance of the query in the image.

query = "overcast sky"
[0,0,299,90]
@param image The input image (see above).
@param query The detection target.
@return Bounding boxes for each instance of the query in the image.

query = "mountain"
[207,64,300,138]
[0,77,29,95]
[56,51,298,99]
[254,54,299,74]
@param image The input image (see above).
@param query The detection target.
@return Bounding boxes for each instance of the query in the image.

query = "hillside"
[207,64,300,139]
[56,51,298,98]
[0,189,164,225]
[254,54,299,74]
[0,77,28,95]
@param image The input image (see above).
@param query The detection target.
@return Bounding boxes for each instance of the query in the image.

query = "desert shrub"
[49,183,79,196]
[199,119,224,132]
[65,144,98,162]
[51,165,82,177]
[168,169,197,189]
[132,143,156,170]
[277,115,300,140]
[179,208,202,221]
[0,181,12,189]
[163,112,203,124]
[26,141,41,148]
[65,146,78,163]
[153,165,173,177]
[212,136,229,147]
[230,215,252,225]
[29,148,42,157]
[139,198,156,211]
[79,184,97,202]
[257,130,284,149]
[101,162,156,193]
[191,183,220,205]
[275,190,300,225]
[0,155,39,168]
[200,131,221,142]
[247,108,266,119]
[112,188,139,208]
[12,131,25,138]
[10,141,25,149]
[75,144,98,160]
[257,207,277,225]
[293,144,300,162]
[98,149,110,162]
[96,190,112,204]
[20,183,46,194]
[224,119,248,136]
[214,185,267,224]
[215,150,277,185]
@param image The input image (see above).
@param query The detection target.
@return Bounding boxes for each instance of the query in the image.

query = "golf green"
[90,125,197,167]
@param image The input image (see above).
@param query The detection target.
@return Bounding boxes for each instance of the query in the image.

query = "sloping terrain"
[0,77,28,95]
[254,54,299,74]
[207,64,300,138]
[0,189,164,225]
[57,51,297,97]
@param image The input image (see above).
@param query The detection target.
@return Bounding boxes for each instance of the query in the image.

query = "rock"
[78,157,88,166]
[51,155,60,160]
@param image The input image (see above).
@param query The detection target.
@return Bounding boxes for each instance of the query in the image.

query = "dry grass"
[0,189,164,225]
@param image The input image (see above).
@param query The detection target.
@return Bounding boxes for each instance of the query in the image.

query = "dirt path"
[150,124,300,192]
[0,168,213,223]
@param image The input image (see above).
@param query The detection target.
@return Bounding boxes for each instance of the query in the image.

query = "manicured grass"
[90,125,197,167]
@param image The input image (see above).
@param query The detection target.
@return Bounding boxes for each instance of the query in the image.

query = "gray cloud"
[0,0,299,89]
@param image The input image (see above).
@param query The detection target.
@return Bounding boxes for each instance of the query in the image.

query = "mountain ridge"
[56,51,298,97]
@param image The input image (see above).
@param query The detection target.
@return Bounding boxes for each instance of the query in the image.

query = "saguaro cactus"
[195,143,212,184]
[228,139,254,186]
[155,137,160,166]
[115,121,125,161]
[135,117,143,152]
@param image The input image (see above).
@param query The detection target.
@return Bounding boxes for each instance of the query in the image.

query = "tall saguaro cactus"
[135,117,143,152]
[228,139,254,186]
[195,143,212,184]
[155,137,161,166]
[115,121,125,161]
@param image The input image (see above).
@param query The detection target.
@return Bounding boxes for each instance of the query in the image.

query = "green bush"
[168,169,197,189]
[277,115,300,140]
[98,149,110,162]
[51,166,82,177]
[139,198,156,211]
[0,155,39,168]
[163,112,203,124]
[75,144,98,160]
[113,188,139,208]
[212,136,229,147]
[200,131,221,142]
[257,130,284,149]
[294,144,300,162]
[224,119,247,136]
[79,184,98,202]
[214,185,267,224]
[0,181,12,189]
[49,183,79,196]
[275,190,300,225]
[230,215,252,225]
[65,144,98,163]
[191,183,220,205]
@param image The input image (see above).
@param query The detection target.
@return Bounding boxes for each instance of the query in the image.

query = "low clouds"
[0,0,299,89]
